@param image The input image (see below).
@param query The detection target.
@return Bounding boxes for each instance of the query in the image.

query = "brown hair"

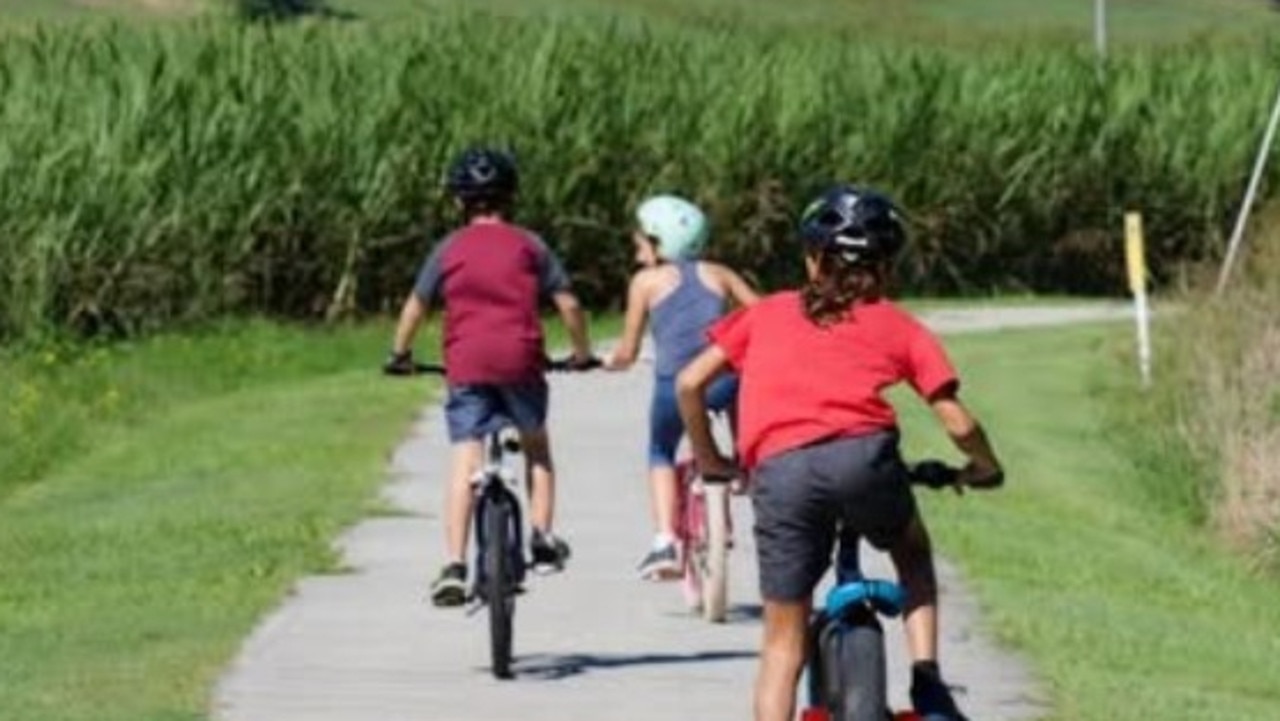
[460,196,513,219]
[800,251,885,327]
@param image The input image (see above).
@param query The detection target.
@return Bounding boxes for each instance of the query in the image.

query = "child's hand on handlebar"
[382,350,416,376]
[568,352,602,371]
[959,462,1004,490]
[698,454,739,484]
[546,353,603,372]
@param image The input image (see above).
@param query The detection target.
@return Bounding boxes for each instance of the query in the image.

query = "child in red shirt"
[677,186,1003,721]
[386,148,595,607]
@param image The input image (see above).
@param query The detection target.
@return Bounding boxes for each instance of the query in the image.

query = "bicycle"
[384,356,598,680]
[673,410,737,624]
[800,461,998,721]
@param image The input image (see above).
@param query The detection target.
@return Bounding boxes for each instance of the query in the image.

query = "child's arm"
[928,389,1003,488]
[604,272,650,371]
[392,293,432,356]
[551,290,593,363]
[677,346,737,478]
[390,243,448,359]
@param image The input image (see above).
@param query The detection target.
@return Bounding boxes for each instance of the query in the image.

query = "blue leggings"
[648,373,738,468]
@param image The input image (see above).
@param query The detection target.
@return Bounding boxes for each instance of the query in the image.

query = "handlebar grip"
[546,356,603,372]
[908,460,960,490]
[967,468,1005,489]
[382,356,445,376]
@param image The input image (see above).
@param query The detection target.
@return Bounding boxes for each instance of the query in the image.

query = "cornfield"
[0,12,1274,338]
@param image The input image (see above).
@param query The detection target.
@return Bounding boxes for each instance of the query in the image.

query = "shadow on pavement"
[513,649,757,680]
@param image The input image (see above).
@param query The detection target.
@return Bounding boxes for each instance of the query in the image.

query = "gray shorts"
[444,382,549,443]
[751,431,916,603]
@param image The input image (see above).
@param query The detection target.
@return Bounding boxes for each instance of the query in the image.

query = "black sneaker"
[910,662,969,721]
[530,530,570,574]
[636,542,680,580]
[430,562,467,608]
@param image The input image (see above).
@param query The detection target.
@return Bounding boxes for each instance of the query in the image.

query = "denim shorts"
[649,373,738,468]
[444,381,549,443]
[751,430,916,602]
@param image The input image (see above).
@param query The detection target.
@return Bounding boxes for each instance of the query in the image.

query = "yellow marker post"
[1124,212,1152,387]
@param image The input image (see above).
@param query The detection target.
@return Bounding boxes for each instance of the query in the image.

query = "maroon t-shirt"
[413,219,571,386]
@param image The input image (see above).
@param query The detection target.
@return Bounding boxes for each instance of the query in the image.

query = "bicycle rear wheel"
[819,609,888,721]
[482,492,517,680]
[700,480,730,623]
[677,464,704,610]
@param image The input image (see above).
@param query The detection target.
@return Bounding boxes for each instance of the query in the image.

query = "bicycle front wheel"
[820,611,888,721]
[482,493,517,680]
[700,480,730,623]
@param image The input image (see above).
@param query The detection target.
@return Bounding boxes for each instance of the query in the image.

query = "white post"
[1134,291,1152,388]
[1216,75,1280,295]
[1125,212,1152,388]
[1094,0,1107,60]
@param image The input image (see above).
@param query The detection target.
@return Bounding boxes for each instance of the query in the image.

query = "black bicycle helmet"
[798,185,906,265]
[445,147,518,203]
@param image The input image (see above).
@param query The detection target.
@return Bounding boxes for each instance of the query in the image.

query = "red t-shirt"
[708,291,958,468]
[413,219,571,385]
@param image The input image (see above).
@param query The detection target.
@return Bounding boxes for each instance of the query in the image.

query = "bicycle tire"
[700,481,730,623]
[677,463,704,610]
[482,491,516,680]
[819,609,888,721]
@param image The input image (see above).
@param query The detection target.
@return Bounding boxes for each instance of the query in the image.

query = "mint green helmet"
[636,195,709,261]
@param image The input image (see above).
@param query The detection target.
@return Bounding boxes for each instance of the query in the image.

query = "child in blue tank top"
[604,194,759,579]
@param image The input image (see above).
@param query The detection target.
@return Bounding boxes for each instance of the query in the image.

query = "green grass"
[0,321,428,721]
[3,312,1277,720]
[0,314,612,721]
[895,323,1280,721]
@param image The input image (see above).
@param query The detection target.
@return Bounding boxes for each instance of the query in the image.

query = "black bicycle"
[385,356,597,680]
[801,461,999,721]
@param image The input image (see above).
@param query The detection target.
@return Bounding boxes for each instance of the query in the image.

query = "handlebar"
[702,460,999,491]
[908,460,1004,491]
[382,354,602,377]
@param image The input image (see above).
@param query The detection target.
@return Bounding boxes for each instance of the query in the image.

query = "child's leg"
[648,377,684,541]
[755,599,811,721]
[494,381,553,530]
[887,513,939,663]
[648,465,679,540]
[445,441,484,564]
[750,448,834,721]
[887,513,967,719]
[433,385,499,606]
[498,381,569,570]
[442,385,499,564]
[518,427,555,533]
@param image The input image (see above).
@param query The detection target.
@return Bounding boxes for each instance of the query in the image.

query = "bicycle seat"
[825,579,906,619]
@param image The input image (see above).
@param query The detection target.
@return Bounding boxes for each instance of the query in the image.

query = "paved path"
[213,303,1129,721]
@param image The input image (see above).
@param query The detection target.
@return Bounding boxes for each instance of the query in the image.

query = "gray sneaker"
[637,542,680,580]
[430,562,467,608]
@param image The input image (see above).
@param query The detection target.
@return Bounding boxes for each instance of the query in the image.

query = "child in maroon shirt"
[678,186,1003,721]
[386,148,594,607]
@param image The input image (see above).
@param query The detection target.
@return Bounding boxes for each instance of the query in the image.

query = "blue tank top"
[651,262,726,378]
